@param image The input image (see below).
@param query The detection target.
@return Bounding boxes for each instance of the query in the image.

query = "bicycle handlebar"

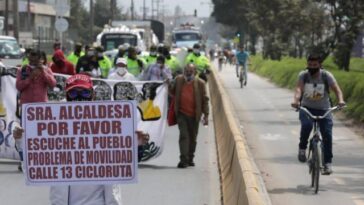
[297,106,344,120]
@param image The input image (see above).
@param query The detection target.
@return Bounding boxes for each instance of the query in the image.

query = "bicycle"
[296,105,343,194]
[238,64,247,88]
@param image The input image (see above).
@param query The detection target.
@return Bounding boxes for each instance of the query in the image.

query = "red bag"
[167,96,177,126]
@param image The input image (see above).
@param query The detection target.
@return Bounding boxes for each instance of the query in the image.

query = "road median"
[208,67,271,205]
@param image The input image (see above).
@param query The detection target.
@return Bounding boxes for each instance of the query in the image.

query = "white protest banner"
[22,101,138,185]
[0,68,168,162]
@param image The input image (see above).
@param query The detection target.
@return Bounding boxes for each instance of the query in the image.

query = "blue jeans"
[299,108,333,164]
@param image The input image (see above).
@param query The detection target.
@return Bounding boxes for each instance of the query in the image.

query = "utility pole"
[131,0,135,20]
[13,0,19,40]
[110,0,115,22]
[90,0,94,43]
[27,0,31,31]
[4,0,9,35]
[143,0,146,20]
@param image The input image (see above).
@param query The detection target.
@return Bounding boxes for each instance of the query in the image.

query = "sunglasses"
[67,89,93,99]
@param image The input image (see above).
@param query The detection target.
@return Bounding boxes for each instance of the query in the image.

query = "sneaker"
[322,163,333,175]
[298,149,307,163]
[177,162,189,168]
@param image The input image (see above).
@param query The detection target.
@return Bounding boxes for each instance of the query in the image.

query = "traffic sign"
[55,18,69,33]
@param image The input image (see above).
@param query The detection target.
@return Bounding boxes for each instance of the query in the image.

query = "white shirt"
[108,71,136,81]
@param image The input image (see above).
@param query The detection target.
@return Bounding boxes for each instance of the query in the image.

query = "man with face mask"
[76,47,100,77]
[49,74,122,204]
[291,54,345,175]
[144,45,158,67]
[162,46,181,78]
[108,58,136,81]
[95,46,112,78]
[169,63,209,168]
[126,46,145,78]
[184,43,210,82]
[67,43,85,66]
[51,49,76,75]
[142,56,172,81]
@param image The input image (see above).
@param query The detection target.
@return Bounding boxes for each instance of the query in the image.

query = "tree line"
[212,0,364,71]
[69,0,126,46]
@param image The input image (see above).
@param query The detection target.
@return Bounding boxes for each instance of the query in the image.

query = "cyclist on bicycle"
[291,54,345,175]
[235,45,249,85]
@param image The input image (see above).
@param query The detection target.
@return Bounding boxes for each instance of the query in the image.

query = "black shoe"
[188,161,195,167]
[18,163,22,172]
[244,81,247,86]
[177,162,188,168]
[298,149,307,163]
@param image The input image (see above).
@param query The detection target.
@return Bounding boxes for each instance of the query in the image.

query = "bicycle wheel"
[240,71,244,88]
[313,142,321,194]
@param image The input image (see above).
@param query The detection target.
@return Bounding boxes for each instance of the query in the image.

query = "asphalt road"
[0,115,220,205]
[217,62,364,205]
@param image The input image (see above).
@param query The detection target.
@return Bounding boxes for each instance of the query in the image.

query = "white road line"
[291,130,298,136]
[352,196,364,205]
[333,178,346,185]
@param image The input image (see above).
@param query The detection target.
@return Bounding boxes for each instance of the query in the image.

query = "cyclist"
[235,45,250,85]
[291,54,345,175]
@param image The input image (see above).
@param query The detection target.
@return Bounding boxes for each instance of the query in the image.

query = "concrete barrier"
[208,67,271,205]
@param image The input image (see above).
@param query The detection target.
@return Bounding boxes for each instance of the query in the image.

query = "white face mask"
[117,67,127,75]
[150,51,157,56]
[193,49,200,54]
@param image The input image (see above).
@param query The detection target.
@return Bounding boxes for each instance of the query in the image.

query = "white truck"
[171,23,203,49]
[96,24,144,51]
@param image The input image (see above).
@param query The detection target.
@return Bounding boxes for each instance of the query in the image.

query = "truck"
[111,20,164,50]
[171,23,203,49]
[0,35,23,67]
[96,24,144,51]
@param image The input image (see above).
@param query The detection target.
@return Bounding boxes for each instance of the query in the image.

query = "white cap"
[116,58,127,66]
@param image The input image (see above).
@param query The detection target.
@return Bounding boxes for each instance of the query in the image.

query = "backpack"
[301,69,333,106]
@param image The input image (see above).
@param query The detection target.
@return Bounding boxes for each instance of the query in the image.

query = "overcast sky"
[117,0,212,18]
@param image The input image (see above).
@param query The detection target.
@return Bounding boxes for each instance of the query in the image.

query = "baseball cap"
[116,58,127,66]
[65,74,93,91]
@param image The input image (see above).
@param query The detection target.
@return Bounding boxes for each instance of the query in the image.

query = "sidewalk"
[0,112,220,205]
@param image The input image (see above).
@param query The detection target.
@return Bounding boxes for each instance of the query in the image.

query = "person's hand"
[338,101,346,108]
[291,101,300,109]
[30,67,42,80]
[13,126,24,140]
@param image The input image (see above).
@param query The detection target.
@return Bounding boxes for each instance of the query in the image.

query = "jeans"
[299,108,333,163]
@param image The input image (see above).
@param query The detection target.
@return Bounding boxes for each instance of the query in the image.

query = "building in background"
[0,0,70,53]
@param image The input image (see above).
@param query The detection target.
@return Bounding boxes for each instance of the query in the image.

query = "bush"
[251,55,364,122]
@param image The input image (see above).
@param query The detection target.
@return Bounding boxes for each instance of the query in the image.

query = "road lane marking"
[333,178,346,185]
[260,133,286,141]
[291,130,298,136]
[352,196,364,205]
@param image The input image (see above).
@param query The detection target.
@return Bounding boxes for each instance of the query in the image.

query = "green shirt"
[98,55,112,78]
[185,53,210,74]
[127,57,145,77]
[166,56,181,75]
[144,55,157,67]
[67,51,85,66]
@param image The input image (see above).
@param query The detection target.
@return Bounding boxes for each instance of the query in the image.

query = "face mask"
[185,74,194,82]
[117,67,127,75]
[307,67,320,75]
[156,63,163,68]
[194,49,200,54]
[150,52,157,56]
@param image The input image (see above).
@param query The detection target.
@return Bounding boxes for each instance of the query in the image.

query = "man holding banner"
[15,74,124,204]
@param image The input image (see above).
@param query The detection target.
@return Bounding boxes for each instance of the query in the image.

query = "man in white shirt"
[108,58,136,81]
